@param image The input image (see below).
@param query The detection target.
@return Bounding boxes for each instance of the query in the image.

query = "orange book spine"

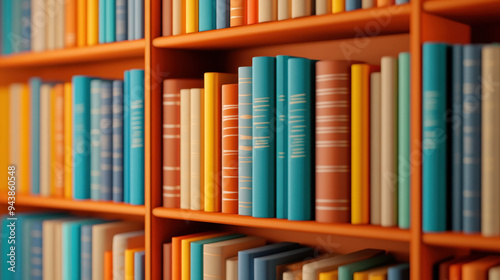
[230,0,246,27]
[104,251,113,280]
[20,85,30,195]
[172,232,209,280]
[77,0,87,47]
[63,82,72,199]
[247,0,258,24]
[221,84,239,214]
[53,84,65,197]
[65,0,77,47]
[377,0,393,7]
[0,87,9,193]
[462,256,500,280]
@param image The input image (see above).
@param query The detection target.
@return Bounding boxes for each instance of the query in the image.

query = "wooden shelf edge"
[152,207,411,242]
[0,39,146,68]
[424,0,500,23]
[423,232,500,252]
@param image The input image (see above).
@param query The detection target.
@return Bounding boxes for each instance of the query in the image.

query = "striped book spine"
[315,60,351,224]
[222,84,239,214]
[40,84,51,197]
[113,80,124,203]
[116,0,128,41]
[31,221,43,280]
[106,0,116,42]
[134,0,144,39]
[199,0,216,31]
[21,0,31,51]
[190,88,204,210]
[238,67,253,216]
[398,52,411,229]
[53,84,65,197]
[91,79,102,201]
[30,78,42,195]
[81,225,93,280]
[130,69,145,205]
[181,89,191,209]
[100,80,113,201]
[252,57,276,218]
[230,0,245,27]
[451,45,463,232]
[127,0,135,39]
[124,71,131,203]
[370,72,382,226]
[217,0,230,29]
[64,83,73,199]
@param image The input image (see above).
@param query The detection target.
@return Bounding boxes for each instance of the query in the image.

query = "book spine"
[222,84,239,214]
[113,80,124,203]
[30,78,42,195]
[106,0,116,42]
[40,85,51,197]
[65,0,77,47]
[204,74,220,212]
[254,247,315,279]
[230,0,245,27]
[316,0,331,15]
[30,0,45,52]
[88,0,99,45]
[216,0,230,28]
[172,0,183,35]
[377,0,394,6]
[64,83,73,199]
[54,84,65,197]
[99,0,107,43]
[278,0,289,20]
[258,0,277,22]
[199,0,216,31]
[315,61,351,224]
[332,0,344,13]
[20,0,31,52]
[482,46,500,237]
[134,251,145,280]
[190,89,203,210]
[422,43,449,232]
[100,81,113,201]
[361,0,374,8]
[238,67,253,216]
[345,0,361,11]
[1,0,12,54]
[395,0,408,3]
[370,72,382,226]
[226,257,238,280]
[288,58,314,221]
[186,0,199,32]
[116,0,128,41]
[81,225,93,280]
[130,70,145,205]
[46,0,56,50]
[451,45,463,232]
[162,0,172,36]
[91,79,102,201]
[247,0,258,24]
[11,0,21,53]
[77,0,87,46]
[55,0,65,49]
[30,222,43,280]
[252,57,277,218]
[163,81,181,208]
[134,0,144,39]
[291,0,312,18]
[128,0,135,39]
[398,52,411,229]
[276,56,290,219]
[124,71,131,203]
[181,89,191,209]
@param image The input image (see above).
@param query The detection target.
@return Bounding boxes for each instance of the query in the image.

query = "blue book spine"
[252,57,277,218]
[11,0,21,53]
[20,0,31,52]
[462,45,482,234]
[288,57,314,221]
[113,80,124,202]
[238,66,253,216]
[395,0,409,3]
[398,52,410,229]
[199,0,216,31]
[127,0,135,40]
[451,45,463,232]
[254,247,314,279]
[387,263,410,280]
[276,55,291,220]
[129,69,145,205]
[90,79,102,201]
[345,0,361,11]
[124,71,131,203]
[106,0,116,42]
[99,0,107,43]
[73,76,93,200]
[100,80,113,201]
[30,221,43,280]
[134,0,144,39]
[80,225,93,280]
[116,0,128,41]
[216,0,229,29]
[134,251,146,280]
[1,0,12,55]
[30,78,42,195]
[422,43,449,232]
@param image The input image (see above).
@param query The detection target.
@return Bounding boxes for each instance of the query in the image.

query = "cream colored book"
[369,72,381,226]
[259,0,277,22]
[190,88,204,210]
[46,0,56,50]
[380,56,398,227]
[55,0,65,49]
[481,45,500,237]
[362,0,374,8]
[42,218,79,280]
[181,89,191,209]
[9,84,20,184]
[113,230,145,279]
[278,0,291,20]
[291,0,312,18]
[172,0,183,35]
[92,221,144,280]
[316,0,332,15]
[490,265,500,280]
[40,84,52,197]
[226,256,238,280]
[31,0,46,51]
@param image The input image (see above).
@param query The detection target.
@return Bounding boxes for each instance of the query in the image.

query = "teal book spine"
[11,0,21,53]
[30,221,43,280]
[113,80,124,202]
[99,0,107,43]
[106,0,116,42]
[451,45,463,232]
[238,66,253,216]
[116,0,128,41]
[20,0,31,52]
[398,52,410,229]
[127,0,135,40]
[90,79,102,201]
[1,0,12,55]
[100,80,113,201]
[73,76,93,200]
[134,251,145,280]
[129,69,145,205]
[254,247,315,279]
[288,57,314,221]
[134,0,144,39]
[338,254,394,280]
[124,71,131,203]
[388,263,410,280]
[30,78,42,195]
[346,0,361,11]
[199,0,216,31]
[252,56,277,218]
[422,43,449,232]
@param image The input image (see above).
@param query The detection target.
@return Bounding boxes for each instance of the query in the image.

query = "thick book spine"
[190,88,203,210]
[1,0,12,54]
[124,71,131,203]
[252,57,277,218]
[462,45,482,234]
[30,0,45,52]
[20,0,31,52]
[90,79,102,201]
[230,0,245,27]
[134,251,146,280]
[65,0,77,47]
[173,0,184,35]
[181,89,191,209]
[332,0,344,13]
[315,61,352,224]
[64,83,73,199]
[162,0,172,36]
[113,81,124,202]
[216,0,230,29]
[370,72,382,225]
[134,0,144,39]
[291,0,312,18]
[77,0,87,46]
[361,0,374,8]
[247,0,258,24]
[100,81,113,201]
[186,0,199,33]
[238,67,253,216]
[387,263,410,280]
[88,0,99,45]
[451,45,463,232]
[130,69,145,205]
[288,58,314,221]
[106,0,116,42]
[316,0,331,15]
[81,225,93,280]
[422,43,449,232]
[199,0,216,31]
[163,81,181,208]
[98,0,107,43]
[345,0,361,11]
[398,52,411,229]
[116,0,128,41]
[222,84,239,214]
[278,0,289,20]
[30,78,42,195]
[128,0,135,39]
[53,84,65,197]
[258,0,277,22]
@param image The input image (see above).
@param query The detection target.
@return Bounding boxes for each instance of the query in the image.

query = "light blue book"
[254,247,315,280]
[134,251,145,280]
[99,0,107,43]
[91,79,102,201]
[81,220,108,280]
[451,45,463,232]
[462,44,482,234]
[113,80,125,202]
[129,69,145,205]
[388,263,410,280]
[190,234,245,280]
[346,0,361,11]
[422,43,449,232]
[128,0,135,40]
[238,66,253,216]
[106,0,116,42]
[338,254,394,280]
[100,80,113,201]
[20,0,31,52]
[30,78,42,195]
[11,0,21,53]
[199,0,216,31]
[396,0,409,4]
[73,76,93,200]
[116,0,128,41]
[238,242,300,280]
[288,57,314,221]
[398,52,410,229]
[1,0,12,55]
[30,221,43,280]
[134,0,144,39]
[252,57,277,218]
[124,71,131,203]
[216,0,230,29]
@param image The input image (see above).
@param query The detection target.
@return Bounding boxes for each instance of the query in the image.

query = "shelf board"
[0,39,145,68]
[424,0,500,24]
[153,5,411,50]
[152,208,410,242]
[423,232,500,252]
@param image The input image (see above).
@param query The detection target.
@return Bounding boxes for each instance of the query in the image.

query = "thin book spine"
[238,67,253,216]
[113,80,124,203]
[100,80,113,201]
[398,52,411,229]
[91,79,102,201]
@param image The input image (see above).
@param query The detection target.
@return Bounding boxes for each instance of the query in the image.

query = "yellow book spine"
[50,87,57,196]
[319,270,338,280]
[125,247,145,280]
[87,0,98,45]
[20,84,30,194]
[0,87,9,193]
[64,83,73,199]
[204,73,216,212]
[351,64,363,225]
[369,274,386,280]
[186,0,199,33]
[354,271,370,280]
[77,0,88,47]
[332,0,345,13]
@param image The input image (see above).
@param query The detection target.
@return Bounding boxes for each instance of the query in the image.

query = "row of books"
[162,53,411,229]
[0,214,145,280]
[4,69,145,205]
[435,253,500,280]
[163,231,409,280]
[422,43,500,237]
[0,0,145,55]
[162,0,410,36]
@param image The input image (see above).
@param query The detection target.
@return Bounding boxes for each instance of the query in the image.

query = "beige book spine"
[370,72,382,226]
[190,89,203,210]
[278,0,291,20]
[9,85,20,183]
[54,223,64,280]
[172,0,183,35]
[226,256,239,280]
[316,0,331,15]
[362,0,374,8]
[40,85,52,197]
[259,0,277,22]
[291,0,312,18]
[55,0,65,49]
[112,231,145,279]
[42,222,56,280]
[180,89,191,209]
[489,266,500,280]
[46,0,56,50]
[31,0,46,52]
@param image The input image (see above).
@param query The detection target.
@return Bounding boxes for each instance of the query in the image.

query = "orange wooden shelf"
[423,232,500,251]
[152,5,411,50]
[424,0,500,24]
[0,39,145,68]
[152,207,411,242]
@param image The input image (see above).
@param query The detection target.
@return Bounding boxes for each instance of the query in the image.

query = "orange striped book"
[315,60,353,224]
[172,232,213,280]
[221,84,239,214]
[462,256,500,280]
[377,0,393,7]
[230,0,246,27]
[163,79,204,208]
[52,84,65,197]
[77,0,87,46]
[105,251,113,280]
[64,82,72,199]
[65,0,77,47]
[247,0,258,24]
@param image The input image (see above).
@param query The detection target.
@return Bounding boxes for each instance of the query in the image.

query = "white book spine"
[31,0,46,52]
[190,88,203,211]
[258,0,277,22]
[370,72,382,226]
[180,89,191,209]
[40,84,52,197]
